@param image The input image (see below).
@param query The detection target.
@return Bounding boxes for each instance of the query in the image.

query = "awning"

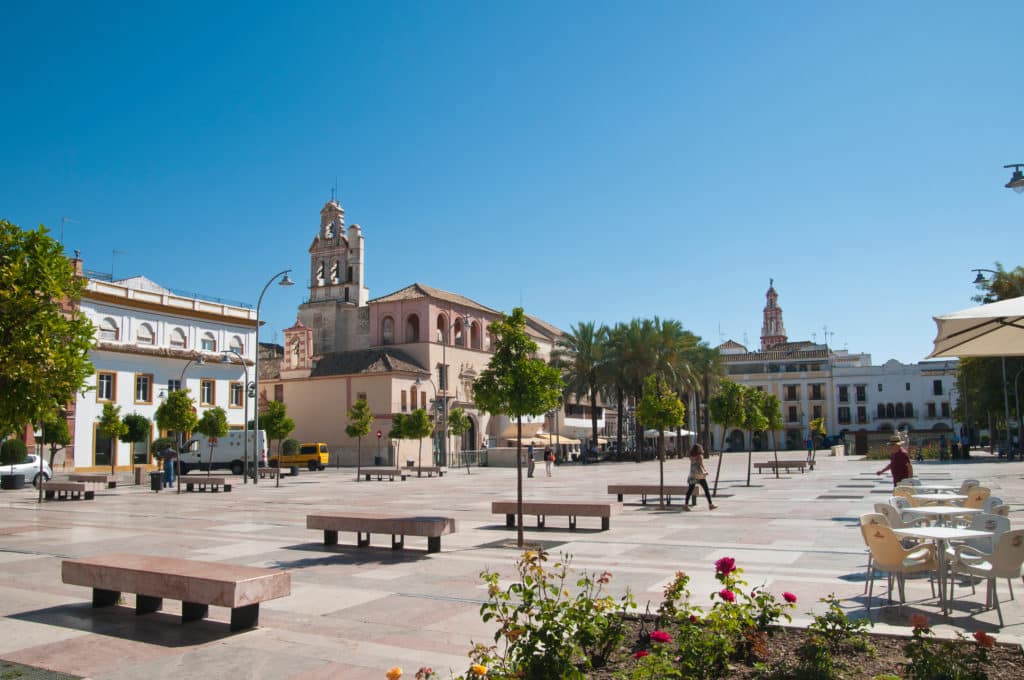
[535,432,580,445]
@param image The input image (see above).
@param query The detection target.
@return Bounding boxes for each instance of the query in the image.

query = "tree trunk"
[516,416,524,547]
[590,386,599,455]
[616,387,624,456]
[658,430,665,508]
[746,430,752,487]
[772,429,780,479]
[356,436,362,480]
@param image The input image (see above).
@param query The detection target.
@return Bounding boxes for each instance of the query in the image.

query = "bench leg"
[641,494,647,505]
[537,515,546,529]
[364,474,370,481]
[93,588,119,607]
[224,484,232,492]
[108,482,117,489]
[357,531,370,548]
[45,490,54,499]
[323,530,338,546]
[505,513,514,528]
[617,493,623,501]
[85,490,94,500]
[392,534,404,550]
[186,483,194,492]
[601,517,610,531]
[231,603,260,631]
[427,536,441,553]
[182,602,209,623]
[568,515,576,531]
[136,594,162,615]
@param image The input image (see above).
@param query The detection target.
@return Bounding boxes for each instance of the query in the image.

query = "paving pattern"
[1,453,1022,678]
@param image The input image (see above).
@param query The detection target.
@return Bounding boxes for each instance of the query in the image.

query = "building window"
[229,336,244,355]
[838,385,849,403]
[855,385,866,402]
[787,406,798,423]
[785,385,799,400]
[933,380,943,396]
[401,390,408,412]
[895,403,905,418]
[201,333,216,351]
[838,407,851,424]
[857,406,867,424]
[453,317,465,347]
[438,363,448,391]
[97,372,115,401]
[230,382,243,408]
[436,315,448,344]
[137,323,155,345]
[810,384,823,400]
[134,374,153,403]
[200,379,215,405]
[356,392,367,402]
[274,384,284,401]
[886,403,895,418]
[99,317,119,341]
[941,402,950,417]
[405,314,420,343]
[877,404,886,418]
[905,403,913,417]
[906,382,911,391]
[381,316,394,345]
[470,321,482,350]
[812,405,822,419]
[167,379,181,393]
[169,328,187,348]
[420,391,427,409]
[927,402,936,418]
[878,383,883,392]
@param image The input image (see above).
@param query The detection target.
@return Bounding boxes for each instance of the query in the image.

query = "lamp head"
[973,270,987,285]
[196,356,206,366]
[280,272,295,287]
[1005,164,1024,194]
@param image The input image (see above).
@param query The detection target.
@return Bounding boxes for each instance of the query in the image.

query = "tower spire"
[760,279,787,351]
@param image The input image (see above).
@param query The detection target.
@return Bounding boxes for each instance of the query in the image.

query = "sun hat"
[888,434,902,444]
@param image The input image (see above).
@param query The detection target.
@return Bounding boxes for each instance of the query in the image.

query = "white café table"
[893,526,993,613]
[914,484,961,493]
[904,506,982,527]
[911,493,967,505]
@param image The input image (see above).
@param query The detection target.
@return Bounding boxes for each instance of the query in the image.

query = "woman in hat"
[876,433,912,486]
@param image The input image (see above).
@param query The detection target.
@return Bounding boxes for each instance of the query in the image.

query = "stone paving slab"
[1,452,1023,677]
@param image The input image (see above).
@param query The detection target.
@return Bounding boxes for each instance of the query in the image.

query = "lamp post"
[438,315,472,467]
[1005,163,1024,193]
[176,355,205,494]
[414,375,438,462]
[252,270,295,482]
[969,269,1017,454]
[1014,366,1024,459]
[222,350,251,482]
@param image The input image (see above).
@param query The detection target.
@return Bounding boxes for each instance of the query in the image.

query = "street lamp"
[1014,366,1024,458]
[221,350,252,483]
[1005,164,1024,193]
[437,315,472,467]
[176,355,205,494]
[969,269,1014,454]
[414,375,439,461]
[252,270,294,483]
[972,268,999,286]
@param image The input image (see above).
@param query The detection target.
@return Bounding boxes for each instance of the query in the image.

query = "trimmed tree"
[762,394,784,479]
[0,220,95,440]
[260,401,295,456]
[405,408,434,474]
[41,411,71,466]
[447,407,472,475]
[809,416,826,462]
[97,402,128,475]
[154,389,198,493]
[346,398,373,477]
[389,413,407,466]
[120,413,152,480]
[742,387,768,487]
[707,379,745,496]
[636,374,686,508]
[195,407,229,476]
[473,307,563,547]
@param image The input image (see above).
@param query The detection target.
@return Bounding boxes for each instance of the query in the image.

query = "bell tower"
[760,279,788,350]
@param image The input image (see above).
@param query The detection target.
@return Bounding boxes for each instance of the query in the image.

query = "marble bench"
[754,460,809,473]
[184,477,232,492]
[414,466,445,478]
[42,481,94,501]
[306,512,456,553]
[362,468,407,481]
[61,553,290,631]
[257,467,282,479]
[491,500,622,531]
[68,473,118,489]
[607,484,687,505]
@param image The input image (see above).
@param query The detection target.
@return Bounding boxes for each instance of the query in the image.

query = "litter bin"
[149,471,163,492]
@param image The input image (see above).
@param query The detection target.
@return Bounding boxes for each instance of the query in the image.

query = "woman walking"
[683,444,716,511]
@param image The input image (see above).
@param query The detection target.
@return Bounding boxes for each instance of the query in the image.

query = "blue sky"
[2,2,1021,363]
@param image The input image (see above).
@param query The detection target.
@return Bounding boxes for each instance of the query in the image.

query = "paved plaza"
[1,452,1022,679]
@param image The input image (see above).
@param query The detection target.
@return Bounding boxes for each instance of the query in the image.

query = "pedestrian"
[876,433,913,487]
[544,446,553,476]
[939,435,947,461]
[683,444,716,511]
[160,445,177,488]
[527,444,535,477]
[805,437,813,462]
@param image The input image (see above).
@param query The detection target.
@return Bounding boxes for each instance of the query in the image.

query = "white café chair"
[902,477,923,486]
[863,523,937,609]
[991,504,1011,518]
[959,479,980,495]
[860,513,889,594]
[949,528,1024,626]
[947,513,1012,601]
[983,496,1005,514]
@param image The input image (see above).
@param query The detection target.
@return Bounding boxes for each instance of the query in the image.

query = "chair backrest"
[874,504,909,529]
[902,477,922,486]
[992,504,1010,517]
[959,479,980,494]
[965,513,1011,553]
[863,511,890,528]
[890,496,912,511]
[989,529,1024,578]
[963,486,992,509]
[983,496,1004,513]
[893,486,916,499]
[864,524,922,569]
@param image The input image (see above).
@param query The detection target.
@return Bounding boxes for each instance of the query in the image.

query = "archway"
[752,431,765,451]
[727,429,745,452]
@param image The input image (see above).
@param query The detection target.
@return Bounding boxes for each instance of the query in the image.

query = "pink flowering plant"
[902,615,995,680]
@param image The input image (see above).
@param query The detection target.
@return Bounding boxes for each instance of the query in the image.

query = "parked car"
[0,453,53,487]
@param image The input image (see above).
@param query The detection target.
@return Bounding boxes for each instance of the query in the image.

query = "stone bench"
[306,512,456,553]
[491,500,622,531]
[607,484,688,505]
[414,466,445,478]
[257,467,282,479]
[362,468,407,481]
[43,481,94,501]
[183,476,232,492]
[68,473,118,489]
[62,553,290,631]
[754,460,810,473]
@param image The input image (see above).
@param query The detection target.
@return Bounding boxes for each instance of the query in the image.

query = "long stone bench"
[184,476,232,492]
[68,473,118,489]
[43,481,94,501]
[753,460,809,474]
[257,467,282,479]
[62,553,290,631]
[414,466,445,478]
[306,512,456,553]
[362,468,407,481]
[607,484,688,505]
[491,500,622,531]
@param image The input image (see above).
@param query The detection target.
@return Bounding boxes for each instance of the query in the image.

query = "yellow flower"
[470,664,487,676]
[386,667,403,680]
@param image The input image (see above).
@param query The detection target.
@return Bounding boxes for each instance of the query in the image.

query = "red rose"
[783,592,797,603]
[973,630,996,649]
[719,588,736,603]
[633,650,650,659]
[650,630,671,643]
[715,557,737,575]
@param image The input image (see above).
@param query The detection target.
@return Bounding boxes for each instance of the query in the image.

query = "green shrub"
[903,616,994,680]
[151,437,175,454]
[0,439,27,465]
[282,438,301,455]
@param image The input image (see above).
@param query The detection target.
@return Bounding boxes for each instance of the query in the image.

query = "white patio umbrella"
[644,428,695,438]
[928,295,1024,358]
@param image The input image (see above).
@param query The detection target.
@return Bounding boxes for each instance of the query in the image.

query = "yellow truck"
[269,442,329,471]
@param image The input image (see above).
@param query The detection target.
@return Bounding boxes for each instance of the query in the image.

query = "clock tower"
[760,279,788,351]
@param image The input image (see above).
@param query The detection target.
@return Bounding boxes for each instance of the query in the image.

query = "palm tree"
[552,322,608,453]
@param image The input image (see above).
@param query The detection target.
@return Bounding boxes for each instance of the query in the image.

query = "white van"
[180,430,267,476]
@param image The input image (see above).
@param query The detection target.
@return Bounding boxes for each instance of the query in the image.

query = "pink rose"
[719,588,736,603]
[650,630,671,644]
[715,557,737,575]
[783,592,797,603]
[633,650,650,659]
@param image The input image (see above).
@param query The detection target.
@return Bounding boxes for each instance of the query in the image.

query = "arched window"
[229,336,244,355]
[382,316,394,345]
[405,314,420,343]
[470,321,481,350]
[453,317,465,347]
[136,323,154,345]
[316,261,325,285]
[201,332,217,351]
[885,403,895,419]
[877,404,886,418]
[169,328,187,348]
[347,266,354,283]
[895,403,905,418]
[905,403,913,418]
[436,314,448,344]
[99,317,119,341]
[330,260,339,283]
